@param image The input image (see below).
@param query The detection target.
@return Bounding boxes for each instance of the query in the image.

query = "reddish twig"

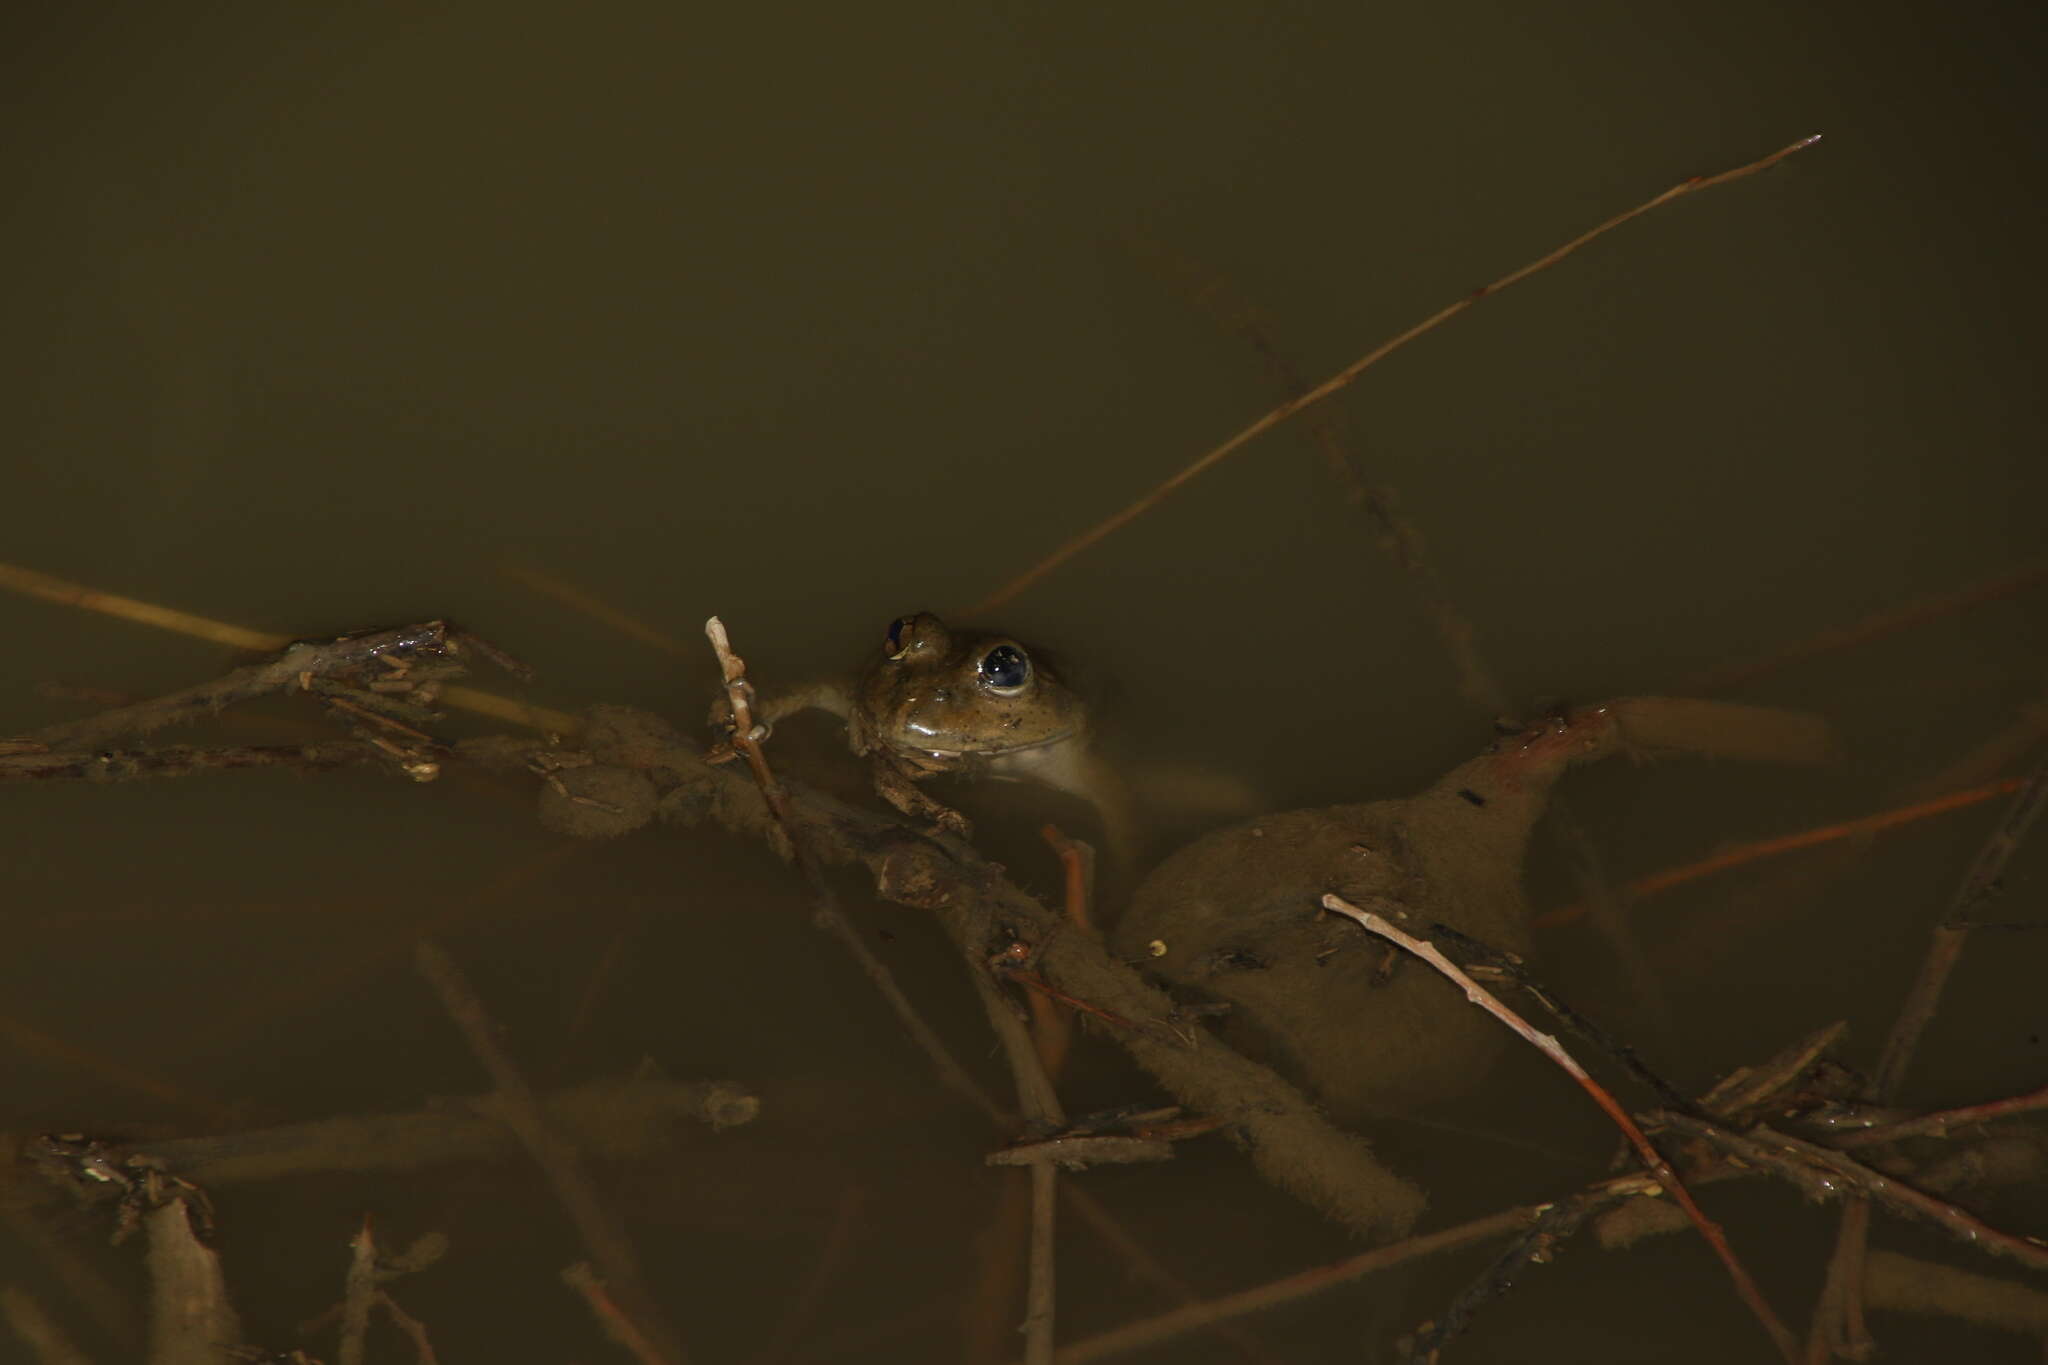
[1322,893,1800,1363]
[1534,778,2025,930]
[563,1263,671,1365]
[999,967,1148,1038]
[970,135,1820,614]
[378,1291,441,1365]
[1678,559,2048,694]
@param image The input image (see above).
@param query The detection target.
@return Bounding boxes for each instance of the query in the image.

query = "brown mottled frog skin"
[1112,699,1831,1122]
[762,613,1133,851]
[1113,729,1572,1123]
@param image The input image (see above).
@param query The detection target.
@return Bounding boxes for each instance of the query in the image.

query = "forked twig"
[1321,893,1799,1363]
[971,135,1821,614]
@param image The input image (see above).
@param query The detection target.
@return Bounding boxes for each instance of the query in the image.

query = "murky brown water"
[4,2,2044,1361]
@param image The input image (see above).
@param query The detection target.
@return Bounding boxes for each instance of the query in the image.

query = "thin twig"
[1126,232,1508,715]
[1323,893,1800,1364]
[415,941,686,1364]
[1406,1192,1609,1361]
[970,135,1820,614]
[1423,920,1691,1113]
[499,560,691,656]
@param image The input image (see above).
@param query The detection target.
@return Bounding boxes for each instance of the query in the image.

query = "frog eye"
[978,643,1031,695]
[884,617,913,660]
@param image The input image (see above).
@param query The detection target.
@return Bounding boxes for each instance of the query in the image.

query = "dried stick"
[0,559,283,653]
[1422,920,1691,1114]
[0,562,579,736]
[1322,893,1799,1364]
[22,621,456,751]
[970,135,1821,614]
[414,941,686,1365]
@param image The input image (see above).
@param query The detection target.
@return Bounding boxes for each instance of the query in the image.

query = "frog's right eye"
[978,643,1032,694]
[884,617,912,659]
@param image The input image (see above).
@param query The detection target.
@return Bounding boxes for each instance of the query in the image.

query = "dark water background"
[3,2,2043,1360]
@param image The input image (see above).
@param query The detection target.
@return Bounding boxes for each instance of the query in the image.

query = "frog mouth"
[902,730,1077,761]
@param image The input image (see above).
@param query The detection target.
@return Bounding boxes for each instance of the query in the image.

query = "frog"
[753,613,1134,853]
[1111,698,1833,1122]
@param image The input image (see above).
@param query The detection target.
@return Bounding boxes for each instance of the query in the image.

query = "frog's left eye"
[978,644,1031,695]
